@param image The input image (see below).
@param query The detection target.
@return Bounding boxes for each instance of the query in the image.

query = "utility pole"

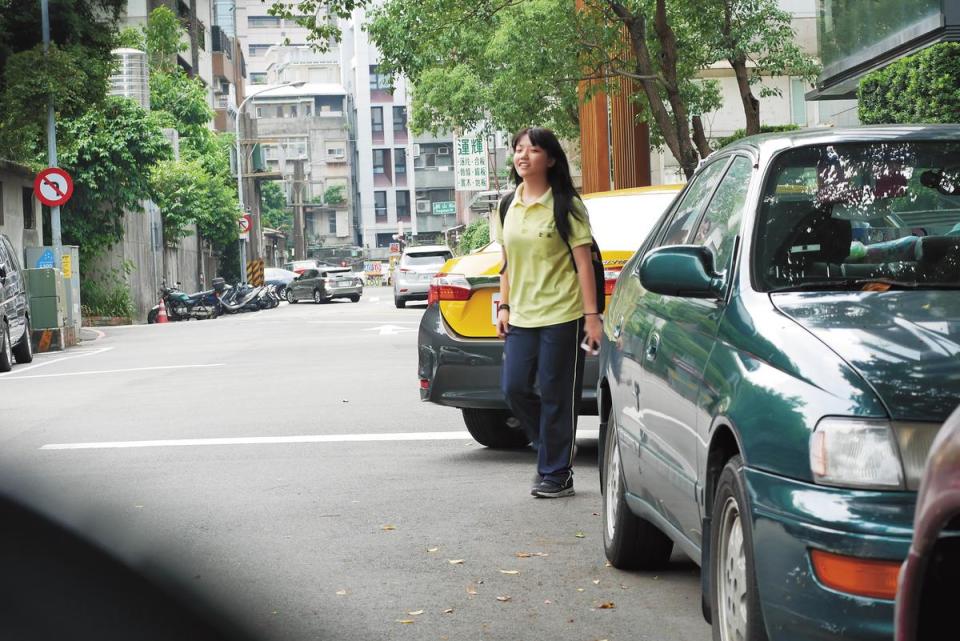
[40,0,63,271]
[292,159,306,260]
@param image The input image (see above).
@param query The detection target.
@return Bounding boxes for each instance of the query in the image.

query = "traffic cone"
[156,298,169,324]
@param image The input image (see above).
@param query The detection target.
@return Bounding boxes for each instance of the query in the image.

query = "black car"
[0,233,34,371]
[284,267,363,304]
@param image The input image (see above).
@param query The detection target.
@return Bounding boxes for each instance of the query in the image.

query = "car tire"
[276,286,286,300]
[313,289,323,304]
[12,318,33,363]
[350,294,360,302]
[461,409,530,449]
[601,418,674,569]
[286,289,297,304]
[710,455,768,641]
[394,296,406,309]
[0,322,12,373]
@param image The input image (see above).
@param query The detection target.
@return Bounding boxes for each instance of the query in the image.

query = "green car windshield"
[755,142,960,292]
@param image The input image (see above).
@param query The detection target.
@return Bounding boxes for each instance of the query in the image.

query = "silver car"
[393,245,453,308]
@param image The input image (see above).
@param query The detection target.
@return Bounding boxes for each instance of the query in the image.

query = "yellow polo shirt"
[492,185,593,328]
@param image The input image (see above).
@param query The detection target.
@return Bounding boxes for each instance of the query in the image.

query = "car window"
[587,192,679,251]
[657,159,729,247]
[692,156,753,274]
[755,142,960,291]
[301,269,317,279]
[402,252,452,267]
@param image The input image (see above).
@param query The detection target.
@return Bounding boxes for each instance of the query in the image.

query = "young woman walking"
[492,127,602,498]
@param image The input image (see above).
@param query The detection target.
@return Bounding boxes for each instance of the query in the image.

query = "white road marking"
[364,324,415,336]
[0,347,113,378]
[307,320,419,325]
[1,363,223,381]
[41,429,600,451]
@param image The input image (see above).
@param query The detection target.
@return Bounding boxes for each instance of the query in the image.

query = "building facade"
[234,0,314,85]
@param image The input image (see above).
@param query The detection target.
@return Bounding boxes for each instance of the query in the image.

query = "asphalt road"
[0,287,710,641]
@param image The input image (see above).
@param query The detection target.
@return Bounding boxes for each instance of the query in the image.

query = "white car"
[393,245,453,308]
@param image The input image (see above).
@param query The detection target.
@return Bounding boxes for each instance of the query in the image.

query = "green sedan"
[597,126,960,641]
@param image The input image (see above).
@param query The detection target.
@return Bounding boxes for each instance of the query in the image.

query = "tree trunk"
[607,0,701,178]
[691,116,712,159]
[731,55,761,135]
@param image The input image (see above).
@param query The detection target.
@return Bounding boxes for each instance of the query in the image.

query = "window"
[373,149,387,174]
[250,72,267,85]
[394,149,407,175]
[657,159,728,247]
[0,183,4,226]
[791,78,808,126]
[692,156,752,275]
[289,105,298,118]
[393,106,407,133]
[397,191,411,222]
[22,187,34,230]
[374,191,387,222]
[376,232,394,248]
[329,213,337,234]
[371,107,384,133]
[369,65,392,90]
[248,44,271,56]
[327,146,345,159]
[248,16,281,28]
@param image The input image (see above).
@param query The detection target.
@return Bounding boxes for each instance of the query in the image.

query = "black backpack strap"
[498,191,515,227]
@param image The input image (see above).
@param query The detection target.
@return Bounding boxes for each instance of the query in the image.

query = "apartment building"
[253,47,353,251]
[234,0,313,85]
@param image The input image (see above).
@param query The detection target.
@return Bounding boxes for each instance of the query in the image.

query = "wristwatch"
[498,303,510,313]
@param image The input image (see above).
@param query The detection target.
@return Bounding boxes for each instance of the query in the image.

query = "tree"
[141,5,187,72]
[260,181,292,234]
[457,216,491,255]
[323,185,346,205]
[55,96,172,264]
[280,0,819,178]
[0,0,125,161]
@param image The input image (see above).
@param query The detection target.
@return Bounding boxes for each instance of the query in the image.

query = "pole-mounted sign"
[238,213,252,239]
[33,167,74,207]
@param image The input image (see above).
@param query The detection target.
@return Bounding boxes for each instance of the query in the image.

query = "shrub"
[858,42,960,125]
[713,124,801,151]
[80,263,134,319]
[457,215,491,255]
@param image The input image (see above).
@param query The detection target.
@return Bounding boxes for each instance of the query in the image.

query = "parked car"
[264,267,298,299]
[417,185,682,447]
[0,233,33,371]
[284,266,363,304]
[596,127,960,641]
[394,245,453,308]
[895,403,960,641]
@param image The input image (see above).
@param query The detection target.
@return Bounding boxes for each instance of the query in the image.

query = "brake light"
[419,378,430,390]
[427,273,471,305]
[603,266,623,296]
[399,268,412,273]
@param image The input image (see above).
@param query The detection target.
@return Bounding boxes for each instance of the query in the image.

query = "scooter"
[147,282,219,323]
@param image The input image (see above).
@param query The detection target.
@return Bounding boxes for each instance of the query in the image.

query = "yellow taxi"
[417,185,683,447]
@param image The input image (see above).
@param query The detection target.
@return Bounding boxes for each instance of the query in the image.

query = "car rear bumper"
[417,303,598,412]
[744,467,915,641]
[324,285,362,298]
[396,280,430,298]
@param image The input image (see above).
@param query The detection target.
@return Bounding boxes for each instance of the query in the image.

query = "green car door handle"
[646,332,660,362]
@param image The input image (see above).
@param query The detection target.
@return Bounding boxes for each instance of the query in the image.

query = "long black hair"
[509,126,584,241]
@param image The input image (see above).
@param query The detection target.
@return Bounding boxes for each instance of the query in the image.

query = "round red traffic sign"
[33,167,74,207]
[238,214,252,234]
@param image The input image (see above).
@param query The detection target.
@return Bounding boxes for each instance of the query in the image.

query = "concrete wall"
[0,162,43,263]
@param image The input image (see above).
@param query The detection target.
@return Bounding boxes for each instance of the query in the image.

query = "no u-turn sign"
[33,167,74,207]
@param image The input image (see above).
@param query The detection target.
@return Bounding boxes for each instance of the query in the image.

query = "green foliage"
[324,185,346,205]
[713,124,800,150]
[80,262,135,319]
[267,1,369,51]
[457,216,491,255]
[261,181,292,233]
[0,0,125,160]
[143,5,187,72]
[55,96,172,265]
[858,43,960,125]
[117,26,147,51]
[150,157,238,247]
[150,70,215,137]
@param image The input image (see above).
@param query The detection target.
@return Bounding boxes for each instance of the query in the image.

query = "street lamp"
[234,80,305,282]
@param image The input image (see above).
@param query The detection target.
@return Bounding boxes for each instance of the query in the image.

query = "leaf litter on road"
[381,525,396,531]
[335,589,348,596]
[499,569,520,575]
[407,610,424,616]
[597,602,616,609]
[515,551,548,558]
[426,546,439,552]
[448,559,464,565]
[496,596,512,602]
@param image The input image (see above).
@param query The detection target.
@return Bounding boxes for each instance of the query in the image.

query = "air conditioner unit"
[438,146,450,155]
[416,200,431,213]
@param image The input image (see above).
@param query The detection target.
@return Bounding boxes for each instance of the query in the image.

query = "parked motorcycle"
[216,281,264,314]
[147,282,219,323]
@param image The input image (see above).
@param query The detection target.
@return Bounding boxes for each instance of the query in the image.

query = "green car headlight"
[810,418,904,490]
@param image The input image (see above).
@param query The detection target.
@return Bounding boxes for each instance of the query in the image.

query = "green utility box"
[24,268,65,329]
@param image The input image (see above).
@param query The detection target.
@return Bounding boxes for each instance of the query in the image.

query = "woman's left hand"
[584,315,603,351]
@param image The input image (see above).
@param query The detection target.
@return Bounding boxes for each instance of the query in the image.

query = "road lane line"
[307,320,419,324]
[0,347,113,378]
[2,363,223,381]
[41,429,600,451]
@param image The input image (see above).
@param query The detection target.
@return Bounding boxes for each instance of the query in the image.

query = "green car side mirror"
[639,245,725,298]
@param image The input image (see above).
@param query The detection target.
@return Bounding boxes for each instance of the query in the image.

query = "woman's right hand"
[496,309,510,338]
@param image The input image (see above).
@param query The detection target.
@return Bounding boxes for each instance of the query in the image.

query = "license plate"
[421,273,433,281]
[491,293,501,326]
[337,280,351,287]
